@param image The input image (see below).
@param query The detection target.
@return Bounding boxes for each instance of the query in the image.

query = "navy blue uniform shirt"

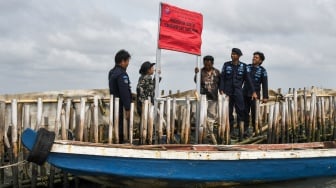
[219,61,255,95]
[243,64,268,98]
[108,65,131,110]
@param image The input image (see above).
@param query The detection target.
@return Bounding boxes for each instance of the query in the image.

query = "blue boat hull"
[47,151,336,183]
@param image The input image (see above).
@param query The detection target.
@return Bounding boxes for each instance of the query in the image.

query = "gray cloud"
[0,0,335,94]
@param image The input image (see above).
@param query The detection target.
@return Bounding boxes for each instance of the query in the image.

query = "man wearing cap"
[219,48,257,141]
[108,49,132,144]
[194,55,221,128]
[136,61,160,116]
[243,51,268,136]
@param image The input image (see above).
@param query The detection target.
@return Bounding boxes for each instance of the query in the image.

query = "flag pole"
[154,2,162,144]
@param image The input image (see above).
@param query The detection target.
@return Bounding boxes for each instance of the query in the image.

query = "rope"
[0,160,28,169]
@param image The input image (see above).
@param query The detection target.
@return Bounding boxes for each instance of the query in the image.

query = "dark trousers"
[244,96,257,130]
[228,92,245,131]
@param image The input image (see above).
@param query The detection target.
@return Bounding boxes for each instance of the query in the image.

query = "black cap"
[232,48,243,56]
[139,61,155,74]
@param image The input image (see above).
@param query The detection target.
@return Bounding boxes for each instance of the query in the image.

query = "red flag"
[158,3,203,55]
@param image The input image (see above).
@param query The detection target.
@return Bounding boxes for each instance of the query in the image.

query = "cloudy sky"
[1,0,335,95]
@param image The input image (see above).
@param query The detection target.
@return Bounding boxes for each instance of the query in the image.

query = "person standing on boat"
[108,49,132,144]
[219,48,257,141]
[136,61,161,116]
[243,51,268,136]
[194,55,221,127]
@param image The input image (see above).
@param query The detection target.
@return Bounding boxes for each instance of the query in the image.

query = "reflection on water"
[78,176,336,188]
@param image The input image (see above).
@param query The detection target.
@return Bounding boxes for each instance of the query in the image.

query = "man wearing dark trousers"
[243,51,268,136]
[219,48,257,141]
[108,49,132,144]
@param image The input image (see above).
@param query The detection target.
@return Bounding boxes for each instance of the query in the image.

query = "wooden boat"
[22,128,336,184]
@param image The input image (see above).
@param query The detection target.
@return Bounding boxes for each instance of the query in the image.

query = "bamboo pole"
[70,106,76,137]
[267,104,274,144]
[55,95,63,139]
[65,99,72,133]
[93,95,99,143]
[85,105,92,142]
[11,99,19,188]
[36,98,43,130]
[171,98,176,143]
[148,104,154,144]
[217,94,223,143]
[114,98,119,144]
[310,93,316,142]
[321,97,326,141]
[281,101,286,143]
[273,102,280,144]
[158,101,164,144]
[316,97,322,142]
[181,107,186,144]
[61,109,67,140]
[129,103,134,144]
[141,100,149,145]
[108,95,114,144]
[184,97,191,144]
[166,98,171,144]
[0,101,4,184]
[224,96,230,145]
[78,97,86,141]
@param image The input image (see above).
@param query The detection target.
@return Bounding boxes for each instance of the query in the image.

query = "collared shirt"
[196,68,220,100]
[136,75,155,104]
[219,61,255,96]
[243,64,268,98]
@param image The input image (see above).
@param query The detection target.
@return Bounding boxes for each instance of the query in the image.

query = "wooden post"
[55,95,63,139]
[36,98,43,130]
[93,96,99,143]
[61,109,67,140]
[147,104,154,144]
[281,101,286,143]
[114,98,119,143]
[309,93,316,142]
[78,97,86,141]
[184,97,191,144]
[171,98,176,143]
[65,99,72,134]
[85,105,91,142]
[129,103,134,144]
[224,96,230,144]
[321,97,326,141]
[267,104,274,144]
[158,101,164,144]
[273,102,280,144]
[0,101,4,184]
[11,99,19,188]
[166,98,171,144]
[141,100,149,145]
[108,95,114,144]
[217,94,223,143]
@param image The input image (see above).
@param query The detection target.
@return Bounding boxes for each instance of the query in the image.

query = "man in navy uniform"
[243,51,268,136]
[108,49,132,143]
[219,48,257,141]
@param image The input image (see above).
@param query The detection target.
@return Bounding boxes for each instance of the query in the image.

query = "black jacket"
[108,65,132,110]
[243,64,268,98]
[219,61,255,96]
